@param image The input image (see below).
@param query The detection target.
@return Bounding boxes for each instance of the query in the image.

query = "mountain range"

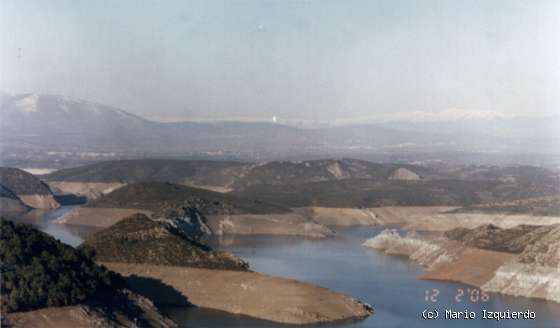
[1,93,559,167]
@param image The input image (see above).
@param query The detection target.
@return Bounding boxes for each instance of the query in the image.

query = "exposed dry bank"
[5,291,176,328]
[363,226,560,303]
[84,214,372,325]
[104,262,373,325]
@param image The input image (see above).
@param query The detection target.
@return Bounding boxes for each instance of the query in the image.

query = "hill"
[0,167,59,209]
[232,164,560,208]
[44,159,247,188]
[229,158,433,190]
[0,167,52,195]
[0,93,154,152]
[88,181,290,214]
[47,159,559,211]
[63,182,333,239]
[0,219,176,327]
[444,224,557,254]
[232,179,503,208]
[81,213,248,271]
[44,158,435,191]
[451,196,560,216]
[0,219,120,312]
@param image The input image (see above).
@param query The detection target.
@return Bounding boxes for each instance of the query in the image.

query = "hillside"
[441,222,560,302]
[0,185,29,213]
[44,158,433,190]
[0,167,53,195]
[444,224,557,254]
[0,167,59,209]
[45,159,248,188]
[46,159,560,211]
[0,219,175,327]
[517,224,560,267]
[230,158,433,190]
[232,179,505,208]
[451,196,560,216]
[0,219,120,312]
[88,181,290,214]
[81,213,248,271]
[232,164,560,208]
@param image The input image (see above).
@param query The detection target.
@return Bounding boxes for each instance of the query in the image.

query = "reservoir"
[167,227,560,328]
[18,208,560,328]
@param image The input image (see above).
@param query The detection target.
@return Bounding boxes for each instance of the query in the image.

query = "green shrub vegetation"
[0,219,122,313]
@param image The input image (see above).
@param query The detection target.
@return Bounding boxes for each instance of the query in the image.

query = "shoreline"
[363,228,560,304]
[101,262,373,325]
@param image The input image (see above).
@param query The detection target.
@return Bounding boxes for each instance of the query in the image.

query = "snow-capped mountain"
[0,94,155,152]
[1,93,558,165]
[3,93,146,123]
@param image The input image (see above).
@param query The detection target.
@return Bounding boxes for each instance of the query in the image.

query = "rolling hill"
[87,182,290,215]
[44,158,435,191]
[45,159,248,188]
[81,213,248,271]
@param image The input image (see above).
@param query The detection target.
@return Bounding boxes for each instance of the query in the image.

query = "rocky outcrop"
[104,263,373,325]
[364,226,560,303]
[518,225,560,267]
[153,206,212,241]
[482,225,560,302]
[482,261,560,303]
[363,230,465,269]
[445,224,555,254]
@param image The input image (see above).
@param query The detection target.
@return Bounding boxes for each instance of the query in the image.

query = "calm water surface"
[165,227,560,328]
[18,209,560,328]
[8,205,95,247]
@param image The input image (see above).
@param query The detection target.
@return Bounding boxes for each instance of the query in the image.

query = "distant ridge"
[87,181,290,215]
[4,93,557,165]
[44,158,436,190]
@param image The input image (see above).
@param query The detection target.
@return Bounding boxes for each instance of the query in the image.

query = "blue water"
[165,227,560,328]
[6,205,87,247]
[19,209,560,327]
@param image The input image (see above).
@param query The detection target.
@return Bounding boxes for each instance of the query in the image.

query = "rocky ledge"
[363,226,559,303]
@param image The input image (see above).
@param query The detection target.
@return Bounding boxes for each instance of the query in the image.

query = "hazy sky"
[1,0,559,122]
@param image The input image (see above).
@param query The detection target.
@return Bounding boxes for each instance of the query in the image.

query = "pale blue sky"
[1,0,559,122]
